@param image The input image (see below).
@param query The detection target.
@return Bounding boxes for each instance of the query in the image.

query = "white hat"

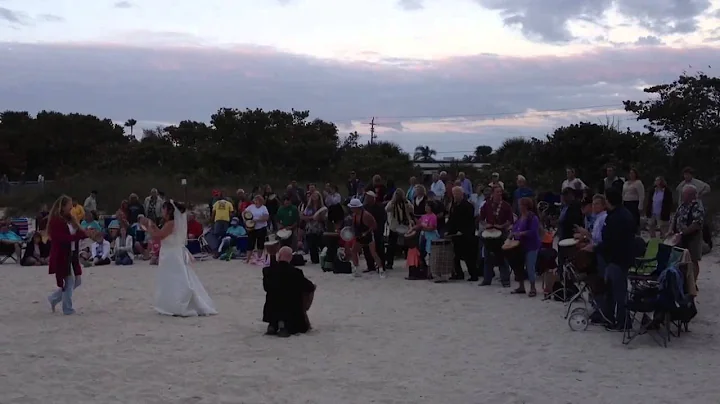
[365,190,377,197]
[347,198,363,208]
[492,172,500,177]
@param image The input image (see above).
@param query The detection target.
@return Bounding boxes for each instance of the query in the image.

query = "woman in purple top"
[510,197,541,296]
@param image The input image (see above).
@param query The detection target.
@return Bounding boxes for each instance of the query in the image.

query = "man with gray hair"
[668,184,704,296]
[430,173,446,198]
[447,186,478,281]
[262,246,316,337]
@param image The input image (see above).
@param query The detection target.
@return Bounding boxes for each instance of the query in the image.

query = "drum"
[395,225,410,235]
[322,232,339,271]
[313,206,328,220]
[430,239,454,282]
[265,240,280,256]
[243,211,254,221]
[558,238,578,267]
[502,239,526,280]
[340,226,355,242]
[336,247,348,262]
[276,229,292,240]
[663,233,681,246]
[245,220,255,230]
[482,229,504,256]
[404,230,419,249]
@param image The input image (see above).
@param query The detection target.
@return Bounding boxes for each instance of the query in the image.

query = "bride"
[141,200,217,317]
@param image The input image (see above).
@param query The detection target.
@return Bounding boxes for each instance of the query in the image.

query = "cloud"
[113,1,133,8]
[0,39,719,152]
[635,35,663,45]
[397,0,423,11]
[37,14,64,22]
[0,7,28,25]
[472,0,712,43]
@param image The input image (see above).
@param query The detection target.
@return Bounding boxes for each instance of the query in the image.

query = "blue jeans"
[525,249,538,283]
[604,263,629,327]
[48,275,81,315]
[115,253,133,265]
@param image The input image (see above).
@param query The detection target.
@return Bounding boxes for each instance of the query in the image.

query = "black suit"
[447,199,478,279]
[262,261,316,334]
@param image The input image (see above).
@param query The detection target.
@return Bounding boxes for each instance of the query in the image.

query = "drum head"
[243,211,254,220]
[482,229,502,239]
[396,225,409,234]
[558,238,577,247]
[276,229,292,239]
[663,234,680,246]
[245,220,255,228]
[501,239,520,250]
[405,229,417,238]
[268,194,276,200]
[340,226,354,242]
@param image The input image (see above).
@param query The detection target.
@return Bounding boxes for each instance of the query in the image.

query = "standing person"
[70,199,85,223]
[83,191,98,218]
[140,200,217,317]
[622,168,645,231]
[557,188,584,242]
[263,185,280,232]
[560,168,587,197]
[509,197,541,297]
[211,193,234,239]
[585,187,635,331]
[479,186,514,287]
[446,186,478,281]
[236,189,252,214]
[430,173,446,198]
[406,177,418,200]
[599,165,624,194]
[144,188,163,224]
[675,167,711,210]
[411,185,428,217]
[347,171,361,199]
[385,188,414,270]
[488,172,504,190]
[324,184,344,230]
[363,191,387,272]
[428,191,447,237]
[127,193,145,224]
[458,172,473,197]
[512,175,534,213]
[47,195,87,315]
[669,185,704,291]
[646,176,673,239]
[300,191,327,264]
[244,195,270,258]
[277,196,300,250]
[347,198,384,278]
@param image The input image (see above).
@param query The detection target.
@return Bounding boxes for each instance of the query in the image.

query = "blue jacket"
[596,206,636,269]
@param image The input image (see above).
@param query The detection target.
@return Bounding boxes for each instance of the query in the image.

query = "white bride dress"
[154,204,218,317]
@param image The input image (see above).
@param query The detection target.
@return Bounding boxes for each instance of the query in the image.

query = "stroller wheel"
[569,309,589,331]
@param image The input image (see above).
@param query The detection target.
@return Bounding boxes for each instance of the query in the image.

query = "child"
[90,232,111,266]
[416,203,439,265]
[113,226,134,265]
[21,232,50,266]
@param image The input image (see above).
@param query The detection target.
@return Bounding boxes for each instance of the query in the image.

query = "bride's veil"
[172,200,188,246]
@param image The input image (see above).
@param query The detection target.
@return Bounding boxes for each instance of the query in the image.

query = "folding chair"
[629,238,661,276]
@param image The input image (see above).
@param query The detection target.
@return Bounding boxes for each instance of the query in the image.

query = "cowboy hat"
[347,198,363,208]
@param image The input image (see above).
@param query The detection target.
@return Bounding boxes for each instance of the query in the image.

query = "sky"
[1,0,720,156]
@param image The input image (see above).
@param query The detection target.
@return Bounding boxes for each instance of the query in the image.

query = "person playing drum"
[385,188,414,270]
[446,186,478,281]
[479,185,514,287]
[414,202,440,265]
[347,198,385,278]
[508,197,541,296]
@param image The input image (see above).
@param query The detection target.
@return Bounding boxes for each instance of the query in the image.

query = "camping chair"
[629,238,662,276]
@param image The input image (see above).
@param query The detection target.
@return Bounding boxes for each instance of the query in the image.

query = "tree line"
[0,73,718,202]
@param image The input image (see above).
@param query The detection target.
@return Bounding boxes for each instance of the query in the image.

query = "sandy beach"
[1,253,719,404]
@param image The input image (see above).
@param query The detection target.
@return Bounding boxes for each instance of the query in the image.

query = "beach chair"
[629,238,662,276]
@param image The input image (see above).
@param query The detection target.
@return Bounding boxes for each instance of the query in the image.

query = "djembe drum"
[502,239,526,280]
[430,239,454,283]
[264,240,280,266]
[322,232,339,272]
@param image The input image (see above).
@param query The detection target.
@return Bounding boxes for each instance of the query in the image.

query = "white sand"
[1,254,720,404]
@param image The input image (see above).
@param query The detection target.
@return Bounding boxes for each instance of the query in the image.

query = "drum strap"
[393,201,409,225]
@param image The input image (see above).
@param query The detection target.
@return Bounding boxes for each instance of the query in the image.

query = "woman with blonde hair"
[243,194,270,259]
[385,188,414,269]
[301,191,327,264]
[47,195,87,315]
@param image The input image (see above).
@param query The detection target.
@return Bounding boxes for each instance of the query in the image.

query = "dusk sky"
[1,0,720,155]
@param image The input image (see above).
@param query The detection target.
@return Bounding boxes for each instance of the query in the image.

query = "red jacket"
[48,216,86,289]
[188,219,203,239]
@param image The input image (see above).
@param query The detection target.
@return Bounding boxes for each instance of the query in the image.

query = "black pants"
[248,226,268,251]
[363,230,384,270]
[305,232,323,264]
[386,231,400,268]
[453,235,478,279]
[623,200,640,231]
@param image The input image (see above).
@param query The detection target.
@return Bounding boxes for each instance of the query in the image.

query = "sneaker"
[379,270,386,279]
[352,267,362,277]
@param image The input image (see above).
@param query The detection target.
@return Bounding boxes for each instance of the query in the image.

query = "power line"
[345,103,624,122]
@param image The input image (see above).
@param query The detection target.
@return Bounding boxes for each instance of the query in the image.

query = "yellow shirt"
[212,200,234,222]
[71,205,85,222]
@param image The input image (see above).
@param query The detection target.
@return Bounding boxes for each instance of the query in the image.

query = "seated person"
[113,225,134,265]
[90,232,112,266]
[262,246,316,337]
[129,214,150,260]
[0,221,22,261]
[218,217,247,255]
[21,231,50,266]
[187,212,204,239]
[80,211,102,232]
[105,220,120,242]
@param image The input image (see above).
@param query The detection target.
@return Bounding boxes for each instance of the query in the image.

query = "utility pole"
[369,117,376,144]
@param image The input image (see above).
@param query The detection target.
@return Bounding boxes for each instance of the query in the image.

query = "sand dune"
[0,253,719,404]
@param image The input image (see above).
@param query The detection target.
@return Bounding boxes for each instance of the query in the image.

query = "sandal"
[511,288,526,294]
[528,290,537,297]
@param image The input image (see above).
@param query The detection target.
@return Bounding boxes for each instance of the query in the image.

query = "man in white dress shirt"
[430,173,446,198]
